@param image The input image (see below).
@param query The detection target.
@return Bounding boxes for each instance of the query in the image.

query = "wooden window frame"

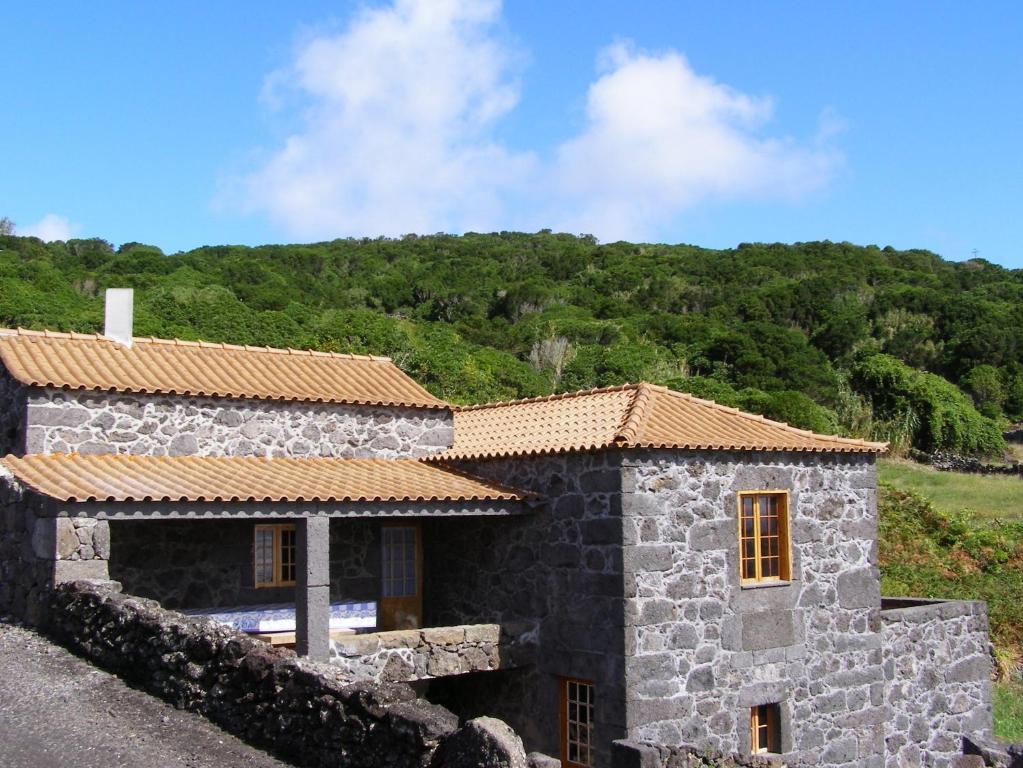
[254,523,297,588]
[750,703,781,754]
[560,677,595,768]
[737,490,791,585]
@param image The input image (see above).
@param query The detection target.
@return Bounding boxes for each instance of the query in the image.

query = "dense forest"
[1,230,1021,457]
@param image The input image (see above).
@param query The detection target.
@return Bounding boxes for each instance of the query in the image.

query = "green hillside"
[1,231,1021,456]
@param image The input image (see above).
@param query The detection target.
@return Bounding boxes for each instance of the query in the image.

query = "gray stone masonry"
[329,624,534,683]
[297,516,331,660]
[0,366,28,455]
[612,739,787,768]
[18,385,453,458]
[107,518,378,611]
[428,451,629,767]
[620,449,885,768]
[881,598,994,768]
[0,467,109,621]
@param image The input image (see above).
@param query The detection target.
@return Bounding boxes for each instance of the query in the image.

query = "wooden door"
[379,522,422,630]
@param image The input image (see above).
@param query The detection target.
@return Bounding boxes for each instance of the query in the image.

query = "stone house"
[0,293,998,768]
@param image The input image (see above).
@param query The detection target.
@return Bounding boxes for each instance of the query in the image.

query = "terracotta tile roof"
[0,328,447,409]
[0,453,532,504]
[432,383,888,460]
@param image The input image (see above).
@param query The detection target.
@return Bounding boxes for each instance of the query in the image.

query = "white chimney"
[104,288,134,348]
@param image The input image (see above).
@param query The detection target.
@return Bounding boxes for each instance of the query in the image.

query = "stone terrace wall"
[612,739,791,767]
[329,624,532,683]
[21,387,453,458]
[620,450,885,767]
[41,580,523,768]
[0,367,28,455]
[881,598,994,767]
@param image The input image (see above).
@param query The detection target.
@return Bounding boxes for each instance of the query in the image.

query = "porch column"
[295,516,330,661]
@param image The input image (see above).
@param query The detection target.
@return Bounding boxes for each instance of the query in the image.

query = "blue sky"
[3,1,1021,267]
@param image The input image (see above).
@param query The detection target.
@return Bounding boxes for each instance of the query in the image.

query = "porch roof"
[0,453,533,504]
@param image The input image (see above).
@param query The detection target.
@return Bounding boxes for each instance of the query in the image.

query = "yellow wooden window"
[738,492,791,583]
[751,703,780,754]
[254,524,297,588]
[561,678,595,768]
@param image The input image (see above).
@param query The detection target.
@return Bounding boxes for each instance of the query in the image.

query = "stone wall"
[0,467,52,620]
[109,518,379,610]
[619,449,886,767]
[881,598,994,767]
[612,739,789,767]
[0,367,27,455]
[0,469,110,620]
[42,580,467,768]
[329,624,532,683]
[428,451,628,766]
[21,386,453,458]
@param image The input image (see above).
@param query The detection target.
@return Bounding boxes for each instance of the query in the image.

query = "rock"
[438,716,528,768]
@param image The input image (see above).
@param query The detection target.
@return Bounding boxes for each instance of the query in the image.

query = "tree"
[0,217,14,236]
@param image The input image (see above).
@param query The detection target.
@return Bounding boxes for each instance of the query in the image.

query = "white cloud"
[235,0,535,239]
[232,1,840,242]
[547,44,840,241]
[23,213,77,242]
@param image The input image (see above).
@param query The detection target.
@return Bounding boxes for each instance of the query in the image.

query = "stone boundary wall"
[881,598,994,768]
[611,739,793,767]
[911,450,1023,478]
[21,386,453,459]
[329,624,535,683]
[39,580,537,768]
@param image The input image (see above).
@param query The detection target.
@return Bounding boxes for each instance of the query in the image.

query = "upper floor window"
[738,491,790,584]
[254,523,296,588]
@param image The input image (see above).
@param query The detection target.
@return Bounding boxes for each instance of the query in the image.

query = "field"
[879,459,1023,520]
[996,682,1023,741]
[879,461,1023,740]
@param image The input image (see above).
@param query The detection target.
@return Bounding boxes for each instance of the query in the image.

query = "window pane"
[255,528,274,584]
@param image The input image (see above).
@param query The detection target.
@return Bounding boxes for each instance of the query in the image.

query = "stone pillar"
[296,516,330,661]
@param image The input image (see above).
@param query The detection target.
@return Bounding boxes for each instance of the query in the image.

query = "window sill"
[740,579,792,591]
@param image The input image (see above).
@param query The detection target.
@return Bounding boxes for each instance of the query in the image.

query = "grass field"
[879,459,1023,519]
[995,682,1023,741]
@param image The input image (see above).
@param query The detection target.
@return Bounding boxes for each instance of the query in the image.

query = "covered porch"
[1,453,539,670]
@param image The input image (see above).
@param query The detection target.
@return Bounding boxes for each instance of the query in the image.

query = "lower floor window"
[561,678,595,767]
[751,703,781,754]
[254,523,296,588]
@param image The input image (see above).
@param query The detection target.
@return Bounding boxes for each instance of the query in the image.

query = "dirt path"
[0,618,293,768]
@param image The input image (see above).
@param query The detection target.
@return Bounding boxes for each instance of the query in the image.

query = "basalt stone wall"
[329,624,528,683]
[22,387,453,458]
[0,470,53,620]
[881,598,994,767]
[0,368,28,455]
[43,580,467,768]
[426,451,629,767]
[109,518,379,610]
[612,739,791,768]
[620,450,885,768]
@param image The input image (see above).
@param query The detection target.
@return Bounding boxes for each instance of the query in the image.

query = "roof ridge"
[0,327,392,362]
[455,382,641,412]
[661,387,888,450]
[615,382,656,445]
